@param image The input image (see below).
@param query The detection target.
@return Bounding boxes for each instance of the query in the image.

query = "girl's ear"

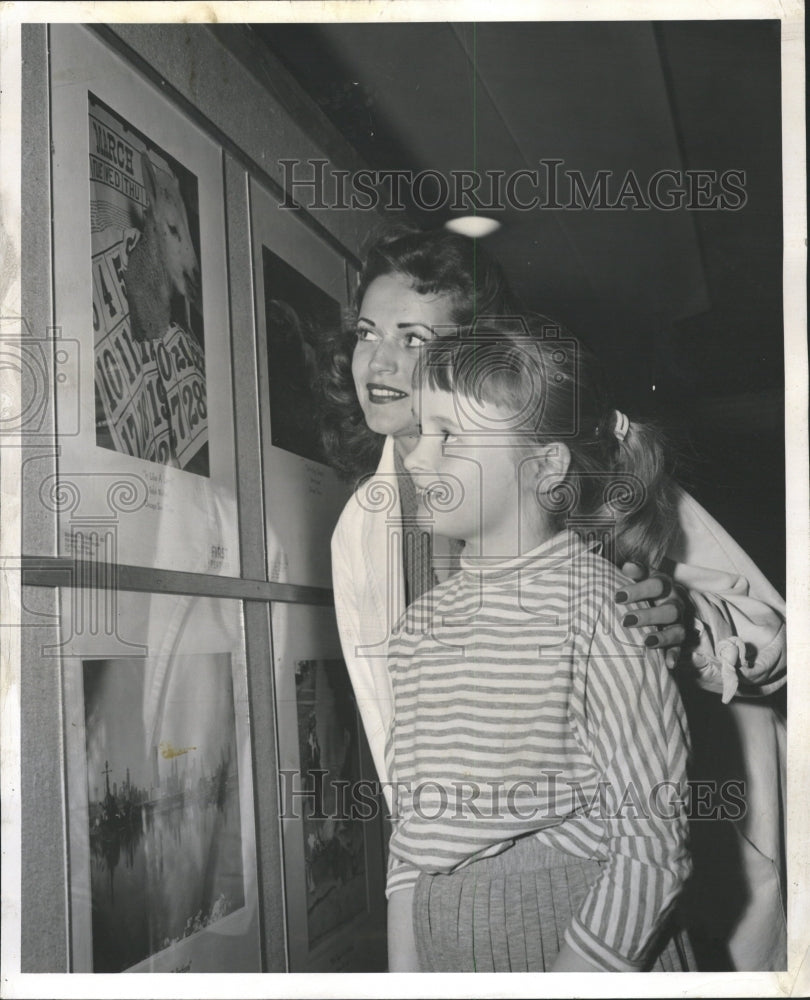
[520,442,571,503]
[529,441,575,512]
[534,442,571,490]
[520,443,572,524]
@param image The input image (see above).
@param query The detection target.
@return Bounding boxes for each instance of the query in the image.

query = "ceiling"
[252,18,785,585]
[253,20,782,401]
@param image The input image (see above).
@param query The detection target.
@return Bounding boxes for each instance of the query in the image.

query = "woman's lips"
[366,382,408,404]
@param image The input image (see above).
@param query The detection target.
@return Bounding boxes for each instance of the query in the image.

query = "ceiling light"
[444,216,501,238]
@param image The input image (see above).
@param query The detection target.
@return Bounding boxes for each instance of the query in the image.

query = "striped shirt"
[385,529,692,972]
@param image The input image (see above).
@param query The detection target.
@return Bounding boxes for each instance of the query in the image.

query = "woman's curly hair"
[317,224,519,482]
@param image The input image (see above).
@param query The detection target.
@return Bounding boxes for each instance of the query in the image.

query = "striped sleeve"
[563,613,692,971]
[386,853,421,897]
[383,667,421,899]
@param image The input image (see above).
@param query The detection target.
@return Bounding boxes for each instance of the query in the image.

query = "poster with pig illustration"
[50,26,239,576]
[89,94,208,475]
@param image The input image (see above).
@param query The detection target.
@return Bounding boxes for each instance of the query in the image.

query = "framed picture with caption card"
[250,177,354,589]
[49,24,239,576]
[62,591,261,972]
[271,601,387,971]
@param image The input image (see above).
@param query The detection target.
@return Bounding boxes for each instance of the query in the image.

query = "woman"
[322,226,787,970]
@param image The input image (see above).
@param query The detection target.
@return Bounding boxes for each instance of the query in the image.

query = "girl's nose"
[403,437,430,475]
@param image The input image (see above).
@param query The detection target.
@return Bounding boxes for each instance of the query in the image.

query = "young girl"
[384,321,696,972]
[328,227,786,969]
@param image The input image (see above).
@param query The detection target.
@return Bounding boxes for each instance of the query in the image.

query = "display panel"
[63,591,260,972]
[272,601,386,972]
[50,25,239,575]
[251,179,352,588]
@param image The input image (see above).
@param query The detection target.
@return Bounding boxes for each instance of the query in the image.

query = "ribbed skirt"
[412,835,696,972]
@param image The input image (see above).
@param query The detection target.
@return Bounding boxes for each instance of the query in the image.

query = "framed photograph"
[272,601,386,972]
[251,179,353,588]
[63,592,260,972]
[50,24,239,575]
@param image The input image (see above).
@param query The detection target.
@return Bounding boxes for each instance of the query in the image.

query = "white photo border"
[1,2,806,999]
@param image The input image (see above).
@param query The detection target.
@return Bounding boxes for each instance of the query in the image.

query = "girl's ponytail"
[600,410,680,567]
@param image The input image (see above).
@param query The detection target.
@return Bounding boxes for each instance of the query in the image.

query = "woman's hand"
[616,562,686,669]
[387,886,420,971]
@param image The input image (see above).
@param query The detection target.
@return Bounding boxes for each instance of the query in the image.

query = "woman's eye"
[405,332,428,348]
[355,326,377,343]
[442,430,458,444]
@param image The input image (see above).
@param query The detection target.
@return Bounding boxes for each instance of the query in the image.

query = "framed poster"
[272,601,387,972]
[250,179,353,588]
[50,25,239,576]
[62,591,260,972]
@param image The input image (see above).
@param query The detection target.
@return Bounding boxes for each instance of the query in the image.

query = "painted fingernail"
[615,590,628,603]
[622,614,638,627]
[645,634,660,648]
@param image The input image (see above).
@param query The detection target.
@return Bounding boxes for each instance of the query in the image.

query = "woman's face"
[351,273,457,446]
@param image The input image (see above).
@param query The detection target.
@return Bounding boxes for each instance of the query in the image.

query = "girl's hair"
[416,316,680,566]
[317,225,519,481]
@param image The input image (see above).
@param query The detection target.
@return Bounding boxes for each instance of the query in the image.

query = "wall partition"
[18,22,387,973]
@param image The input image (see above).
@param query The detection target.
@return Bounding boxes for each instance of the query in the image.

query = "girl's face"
[351,273,457,449]
[403,385,549,558]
